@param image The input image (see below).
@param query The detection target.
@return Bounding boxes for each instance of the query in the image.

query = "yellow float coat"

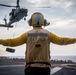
[0,27,76,67]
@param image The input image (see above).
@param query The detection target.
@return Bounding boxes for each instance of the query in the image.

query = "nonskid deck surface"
[0,64,76,75]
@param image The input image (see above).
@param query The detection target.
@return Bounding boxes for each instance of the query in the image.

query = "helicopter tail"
[0,16,13,29]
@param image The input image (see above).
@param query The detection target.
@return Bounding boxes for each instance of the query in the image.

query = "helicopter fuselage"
[9,8,28,25]
[0,0,28,29]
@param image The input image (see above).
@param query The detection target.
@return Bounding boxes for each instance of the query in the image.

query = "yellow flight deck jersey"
[0,27,76,67]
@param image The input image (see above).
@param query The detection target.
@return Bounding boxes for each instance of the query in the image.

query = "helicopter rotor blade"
[28,6,51,8]
[0,4,16,7]
[36,6,51,8]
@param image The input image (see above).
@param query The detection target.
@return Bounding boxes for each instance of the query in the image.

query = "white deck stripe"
[51,67,62,74]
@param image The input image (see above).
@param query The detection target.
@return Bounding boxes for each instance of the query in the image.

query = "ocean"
[51,56,76,62]
[1,56,76,62]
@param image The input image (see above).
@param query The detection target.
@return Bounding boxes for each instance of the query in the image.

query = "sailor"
[0,12,76,75]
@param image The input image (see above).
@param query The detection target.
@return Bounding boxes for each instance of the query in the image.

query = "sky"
[0,0,76,57]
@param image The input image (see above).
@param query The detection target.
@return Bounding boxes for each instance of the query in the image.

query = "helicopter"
[0,0,28,29]
[0,0,51,29]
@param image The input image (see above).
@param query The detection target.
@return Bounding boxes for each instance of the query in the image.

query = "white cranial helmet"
[28,12,50,27]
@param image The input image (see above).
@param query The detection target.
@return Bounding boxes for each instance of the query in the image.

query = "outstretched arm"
[50,32,76,45]
[0,33,27,47]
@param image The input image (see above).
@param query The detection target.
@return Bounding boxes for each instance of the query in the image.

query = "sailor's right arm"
[0,33,27,47]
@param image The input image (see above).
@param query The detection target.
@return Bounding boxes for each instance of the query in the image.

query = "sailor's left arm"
[50,32,76,45]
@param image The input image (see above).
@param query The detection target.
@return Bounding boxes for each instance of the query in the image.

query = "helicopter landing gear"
[24,17,26,20]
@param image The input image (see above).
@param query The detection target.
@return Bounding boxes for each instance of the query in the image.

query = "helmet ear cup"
[44,19,47,26]
[28,18,32,26]
[44,19,50,26]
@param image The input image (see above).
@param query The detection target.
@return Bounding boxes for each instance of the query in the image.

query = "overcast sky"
[0,0,76,57]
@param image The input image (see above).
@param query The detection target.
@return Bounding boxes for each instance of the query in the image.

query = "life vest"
[25,27,50,67]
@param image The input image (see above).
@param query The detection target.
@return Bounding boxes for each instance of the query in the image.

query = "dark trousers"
[25,67,50,75]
